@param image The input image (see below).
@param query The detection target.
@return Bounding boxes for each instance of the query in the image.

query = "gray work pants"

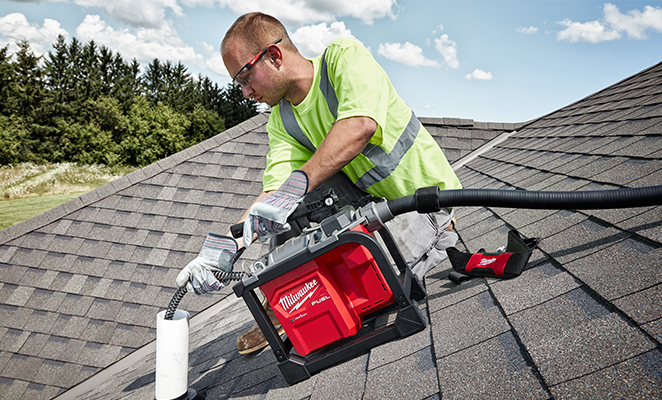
[384,208,457,281]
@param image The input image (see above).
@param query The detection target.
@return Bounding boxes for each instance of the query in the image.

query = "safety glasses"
[232,38,282,87]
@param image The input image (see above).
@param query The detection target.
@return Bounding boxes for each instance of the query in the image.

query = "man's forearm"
[231,117,376,247]
[301,116,377,191]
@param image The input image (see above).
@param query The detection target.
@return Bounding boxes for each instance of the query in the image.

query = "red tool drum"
[260,226,395,356]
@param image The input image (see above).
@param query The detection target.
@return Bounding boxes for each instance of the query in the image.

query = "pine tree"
[0,45,12,116]
[221,83,258,128]
[80,40,101,101]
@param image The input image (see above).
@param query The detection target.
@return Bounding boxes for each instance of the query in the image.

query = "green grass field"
[0,163,135,231]
[0,192,86,230]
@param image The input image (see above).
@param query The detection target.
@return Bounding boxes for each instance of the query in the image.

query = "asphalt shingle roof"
[1,62,661,399]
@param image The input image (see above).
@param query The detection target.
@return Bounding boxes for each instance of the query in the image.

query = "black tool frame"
[232,225,427,385]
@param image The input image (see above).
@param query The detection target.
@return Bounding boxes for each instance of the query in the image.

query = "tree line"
[0,35,257,166]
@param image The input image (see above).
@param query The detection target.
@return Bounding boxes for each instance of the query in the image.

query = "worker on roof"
[176,11,462,355]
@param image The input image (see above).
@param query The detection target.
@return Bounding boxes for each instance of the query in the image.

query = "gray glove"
[243,170,308,246]
[175,233,237,295]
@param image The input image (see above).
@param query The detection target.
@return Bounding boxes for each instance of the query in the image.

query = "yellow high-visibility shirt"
[264,37,461,199]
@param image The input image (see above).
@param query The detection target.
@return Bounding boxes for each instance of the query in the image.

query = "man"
[177,12,462,355]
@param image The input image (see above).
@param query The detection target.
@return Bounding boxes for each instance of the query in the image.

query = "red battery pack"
[260,226,395,356]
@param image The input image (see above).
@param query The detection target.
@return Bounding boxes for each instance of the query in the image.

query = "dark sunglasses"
[232,39,282,87]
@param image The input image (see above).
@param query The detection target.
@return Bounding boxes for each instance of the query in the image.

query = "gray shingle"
[104,280,131,301]
[34,359,83,388]
[564,237,662,300]
[0,304,32,329]
[79,319,117,343]
[86,298,122,321]
[309,354,368,400]
[106,243,136,262]
[23,310,58,334]
[108,324,150,348]
[617,206,662,243]
[510,288,655,385]
[49,314,89,339]
[57,293,94,316]
[592,158,661,185]
[0,329,30,353]
[39,334,87,363]
[47,235,83,254]
[612,284,662,324]
[364,347,438,400]
[10,248,47,268]
[549,349,662,398]
[437,332,548,399]
[489,260,580,315]
[539,218,630,265]
[17,332,49,357]
[104,261,134,282]
[76,342,122,368]
[430,291,510,358]
[24,289,66,312]
[2,354,43,382]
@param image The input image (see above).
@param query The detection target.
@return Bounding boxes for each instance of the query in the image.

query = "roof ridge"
[419,117,527,131]
[451,129,520,170]
[0,112,269,246]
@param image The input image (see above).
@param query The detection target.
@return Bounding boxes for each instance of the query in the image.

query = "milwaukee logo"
[478,257,498,266]
[279,279,320,314]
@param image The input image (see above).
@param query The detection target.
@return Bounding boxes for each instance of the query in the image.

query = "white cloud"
[557,3,662,43]
[201,51,228,76]
[423,104,431,109]
[291,21,355,58]
[557,18,621,43]
[6,0,67,2]
[465,69,492,80]
[0,13,68,55]
[516,26,538,34]
[74,0,184,28]
[181,0,399,26]
[603,3,662,39]
[434,34,459,69]
[200,41,216,55]
[377,42,440,68]
[76,14,201,64]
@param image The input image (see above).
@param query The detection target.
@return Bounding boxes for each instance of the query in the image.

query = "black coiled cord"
[164,269,248,320]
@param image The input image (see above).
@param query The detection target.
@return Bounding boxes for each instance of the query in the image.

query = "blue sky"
[1,0,661,122]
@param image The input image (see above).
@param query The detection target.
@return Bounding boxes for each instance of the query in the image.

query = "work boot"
[237,303,285,355]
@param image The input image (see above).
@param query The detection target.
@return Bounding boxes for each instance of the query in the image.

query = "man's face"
[223,38,286,107]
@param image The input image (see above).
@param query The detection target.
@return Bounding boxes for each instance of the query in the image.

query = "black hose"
[388,185,662,217]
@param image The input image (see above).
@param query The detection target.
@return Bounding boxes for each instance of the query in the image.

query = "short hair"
[221,12,297,56]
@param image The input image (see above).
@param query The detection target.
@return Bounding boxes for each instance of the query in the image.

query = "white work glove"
[243,170,308,246]
[175,233,238,295]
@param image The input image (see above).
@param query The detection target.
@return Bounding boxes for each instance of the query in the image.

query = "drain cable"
[164,248,248,320]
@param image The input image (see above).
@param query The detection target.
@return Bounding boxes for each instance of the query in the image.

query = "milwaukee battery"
[260,226,395,356]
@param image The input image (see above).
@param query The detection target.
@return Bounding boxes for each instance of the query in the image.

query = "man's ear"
[266,43,283,67]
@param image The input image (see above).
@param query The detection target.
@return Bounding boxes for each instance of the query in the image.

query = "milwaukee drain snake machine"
[232,194,428,385]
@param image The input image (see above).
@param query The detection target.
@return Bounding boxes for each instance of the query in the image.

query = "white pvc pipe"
[155,309,190,400]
